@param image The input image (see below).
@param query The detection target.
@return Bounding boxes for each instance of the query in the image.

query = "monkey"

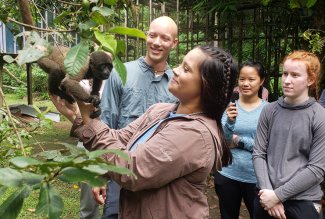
[37,46,113,118]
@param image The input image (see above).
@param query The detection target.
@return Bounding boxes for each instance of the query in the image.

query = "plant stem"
[0,87,26,157]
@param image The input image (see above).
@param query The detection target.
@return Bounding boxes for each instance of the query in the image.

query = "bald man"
[85,16,178,219]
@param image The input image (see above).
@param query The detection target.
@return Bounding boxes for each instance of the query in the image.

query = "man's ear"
[172,38,178,49]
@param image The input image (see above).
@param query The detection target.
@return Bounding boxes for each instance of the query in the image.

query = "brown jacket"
[73,103,224,219]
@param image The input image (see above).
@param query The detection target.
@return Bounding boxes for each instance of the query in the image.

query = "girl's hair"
[282,50,321,98]
[198,45,238,167]
[239,60,266,98]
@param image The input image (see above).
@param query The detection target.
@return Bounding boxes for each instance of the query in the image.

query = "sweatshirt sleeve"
[274,109,325,201]
[252,105,274,190]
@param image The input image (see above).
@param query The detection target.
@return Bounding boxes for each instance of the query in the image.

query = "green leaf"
[91,11,109,25]
[0,168,23,187]
[103,0,117,5]
[104,164,135,176]
[35,183,63,219]
[21,171,44,186]
[87,148,129,160]
[79,20,97,31]
[35,150,62,160]
[94,31,116,54]
[60,167,106,186]
[3,55,15,63]
[108,26,147,40]
[53,11,70,24]
[113,55,127,84]
[64,40,90,77]
[116,40,126,56]
[0,186,7,196]
[92,6,114,17]
[10,157,43,168]
[261,0,271,6]
[0,186,31,219]
[306,0,317,8]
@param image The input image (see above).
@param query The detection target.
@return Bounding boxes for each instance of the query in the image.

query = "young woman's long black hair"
[198,45,238,167]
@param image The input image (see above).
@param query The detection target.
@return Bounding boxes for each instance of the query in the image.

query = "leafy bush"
[3,64,48,99]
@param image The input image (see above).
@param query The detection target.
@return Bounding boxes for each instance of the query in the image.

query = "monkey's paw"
[89,95,101,107]
[90,108,101,118]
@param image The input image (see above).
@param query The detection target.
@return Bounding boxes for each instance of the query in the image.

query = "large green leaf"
[87,148,129,160]
[91,11,108,25]
[0,186,31,219]
[104,164,135,177]
[35,150,62,160]
[60,167,106,186]
[113,55,127,84]
[0,168,23,187]
[85,163,135,176]
[108,26,147,40]
[94,31,116,54]
[0,186,7,196]
[9,157,43,168]
[21,171,45,186]
[64,40,90,77]
[35,183,63,219]
[53,11,70,24]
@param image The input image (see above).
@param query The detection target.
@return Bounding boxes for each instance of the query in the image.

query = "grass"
[1,93,103,218]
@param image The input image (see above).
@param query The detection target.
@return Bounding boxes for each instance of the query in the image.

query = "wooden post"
[26,63,33,105]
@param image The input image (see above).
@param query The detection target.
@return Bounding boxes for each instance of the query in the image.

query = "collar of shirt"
[138,56,173,81]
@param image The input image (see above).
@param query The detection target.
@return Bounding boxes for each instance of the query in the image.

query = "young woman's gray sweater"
[253,97,325,202]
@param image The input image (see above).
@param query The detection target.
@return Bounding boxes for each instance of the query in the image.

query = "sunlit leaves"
[94,31,117,53]
[0,168,23,187]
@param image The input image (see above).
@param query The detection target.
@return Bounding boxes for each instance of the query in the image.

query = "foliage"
[0,145,134,219]
[303,29,325,54]
[1,0,147,84]
[3,64,48,99]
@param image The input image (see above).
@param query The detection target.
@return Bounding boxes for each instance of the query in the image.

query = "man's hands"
[92,186,106,205]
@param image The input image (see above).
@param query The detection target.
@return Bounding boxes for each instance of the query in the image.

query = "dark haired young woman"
[50,45,237,218]
[214,61,267,219]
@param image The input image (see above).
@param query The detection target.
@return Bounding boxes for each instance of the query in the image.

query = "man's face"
[146,21,177,64]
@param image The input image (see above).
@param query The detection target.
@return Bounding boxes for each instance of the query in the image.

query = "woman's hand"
[267,203,286,219]
[259,189,281,209]
[226,102,238,123]
[50,95,80,123]
[76,100,95,124]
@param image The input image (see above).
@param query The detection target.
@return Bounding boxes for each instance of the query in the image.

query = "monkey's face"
[95,63,113,79]
[90,51,113,80]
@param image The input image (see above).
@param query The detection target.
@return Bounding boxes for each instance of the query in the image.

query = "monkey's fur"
[37,46,113,118]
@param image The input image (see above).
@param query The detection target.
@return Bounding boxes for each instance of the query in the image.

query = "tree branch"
[3,67,26,85]
[7,17,75,33]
